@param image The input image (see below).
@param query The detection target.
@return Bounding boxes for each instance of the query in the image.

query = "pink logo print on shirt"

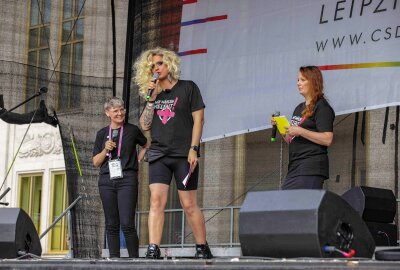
[157,107,175,124]
[157,97,179,125]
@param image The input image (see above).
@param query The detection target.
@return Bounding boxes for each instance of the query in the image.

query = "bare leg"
[178,190,206,244]
[148,183,169,245]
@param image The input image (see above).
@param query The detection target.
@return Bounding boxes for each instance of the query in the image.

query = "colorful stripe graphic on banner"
[319,62,400,71]
[178,1,400,141]
[182,15,228,26]
[180,1,228,58]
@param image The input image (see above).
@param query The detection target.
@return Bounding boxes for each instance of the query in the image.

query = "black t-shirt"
[287,98,335,179]
[92,123,147,175]
[149,80,205,157]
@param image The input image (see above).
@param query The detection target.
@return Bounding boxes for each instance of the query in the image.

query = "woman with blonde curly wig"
[134,47,212,259]
[134,47,181,99]
[271,66,335,190]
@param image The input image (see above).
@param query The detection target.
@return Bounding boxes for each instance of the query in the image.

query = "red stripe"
[179,48,207,56]
[205,15,228,22]
[183,0,197,5]
[318,65,342,70]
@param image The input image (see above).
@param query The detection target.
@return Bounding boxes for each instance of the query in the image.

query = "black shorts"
[282,175,326,190]
[149,156,199,190]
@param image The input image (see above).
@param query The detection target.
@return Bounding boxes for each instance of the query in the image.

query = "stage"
[0,257,400,270]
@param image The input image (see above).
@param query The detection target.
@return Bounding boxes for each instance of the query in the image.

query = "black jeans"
[98,173,139,258]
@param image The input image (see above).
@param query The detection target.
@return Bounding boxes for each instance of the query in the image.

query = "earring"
[168,73,172,82]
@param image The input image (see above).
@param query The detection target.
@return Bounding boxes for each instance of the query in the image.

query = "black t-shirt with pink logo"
[149,80,205,157]
[287,98,335,179]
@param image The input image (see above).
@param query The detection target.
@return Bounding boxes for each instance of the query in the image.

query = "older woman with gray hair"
[93,97,148,258]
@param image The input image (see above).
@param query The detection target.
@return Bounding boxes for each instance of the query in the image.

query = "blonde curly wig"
[133,47,181,98]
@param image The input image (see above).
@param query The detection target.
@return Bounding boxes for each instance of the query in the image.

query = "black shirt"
[149,80,205,157]
[93,123,147,175]
[287,98,335,179]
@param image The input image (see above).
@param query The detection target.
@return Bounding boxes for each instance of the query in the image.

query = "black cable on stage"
[333,113,352,128]
[0,108,40,192]
[351,112,359,188]
[382,107,390,144]
[361,110,366,145]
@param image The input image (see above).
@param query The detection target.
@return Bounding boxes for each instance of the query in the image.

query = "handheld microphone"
[146,73,159,100]
[107,129,119,157]
[271,111,280,142]
[111,129,119,142]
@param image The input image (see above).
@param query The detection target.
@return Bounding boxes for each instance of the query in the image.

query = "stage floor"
[1,257,400,270]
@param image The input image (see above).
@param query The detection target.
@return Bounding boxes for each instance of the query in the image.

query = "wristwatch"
[190,145,200,152]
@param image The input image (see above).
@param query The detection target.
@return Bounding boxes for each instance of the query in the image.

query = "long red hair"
[300,66,325,119]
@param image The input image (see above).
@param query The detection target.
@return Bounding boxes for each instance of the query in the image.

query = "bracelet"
[147,100,155,103]
[146,102,155,108]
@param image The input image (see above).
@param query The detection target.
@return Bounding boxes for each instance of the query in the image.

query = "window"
[18,174,43,233]
[26,0,51,112]
[58,0,85,110]
[48,171,69,253]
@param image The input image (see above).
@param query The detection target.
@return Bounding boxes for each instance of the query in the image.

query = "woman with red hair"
[272,66,335,189]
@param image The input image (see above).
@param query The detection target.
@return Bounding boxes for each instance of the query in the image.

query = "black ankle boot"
[195,242,213,259]
[145,243,161,259]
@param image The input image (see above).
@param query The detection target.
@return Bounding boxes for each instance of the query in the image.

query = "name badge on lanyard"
[109,159,123,180]
[108,125,124,180]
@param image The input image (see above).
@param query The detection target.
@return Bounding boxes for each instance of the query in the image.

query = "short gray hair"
[104,97,124,110]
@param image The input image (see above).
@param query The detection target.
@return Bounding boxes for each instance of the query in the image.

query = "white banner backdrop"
[179,0,400,141]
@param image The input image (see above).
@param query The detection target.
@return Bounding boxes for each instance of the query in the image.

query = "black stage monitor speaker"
[239,190,375,258]
[341,186,396,223]
[0,208,42,258]
[366,222,398,246]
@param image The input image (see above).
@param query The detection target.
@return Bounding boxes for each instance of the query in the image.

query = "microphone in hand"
[271,111,280,142]
[106,130,119,156]
[111,129,119,142]
[146,73,160,100]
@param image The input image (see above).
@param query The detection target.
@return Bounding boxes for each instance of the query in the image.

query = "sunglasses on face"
[151,61,164,70]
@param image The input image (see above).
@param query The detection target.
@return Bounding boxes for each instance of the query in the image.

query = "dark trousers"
[98,173,139,258]
[282,175,326,190]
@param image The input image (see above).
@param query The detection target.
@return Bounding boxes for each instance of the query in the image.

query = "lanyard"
[108,125,124,159]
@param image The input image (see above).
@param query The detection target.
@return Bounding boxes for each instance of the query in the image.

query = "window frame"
[47,170,69,254]
[17,173,44,233]
[57,0,85,111]
[25,0,51,112]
